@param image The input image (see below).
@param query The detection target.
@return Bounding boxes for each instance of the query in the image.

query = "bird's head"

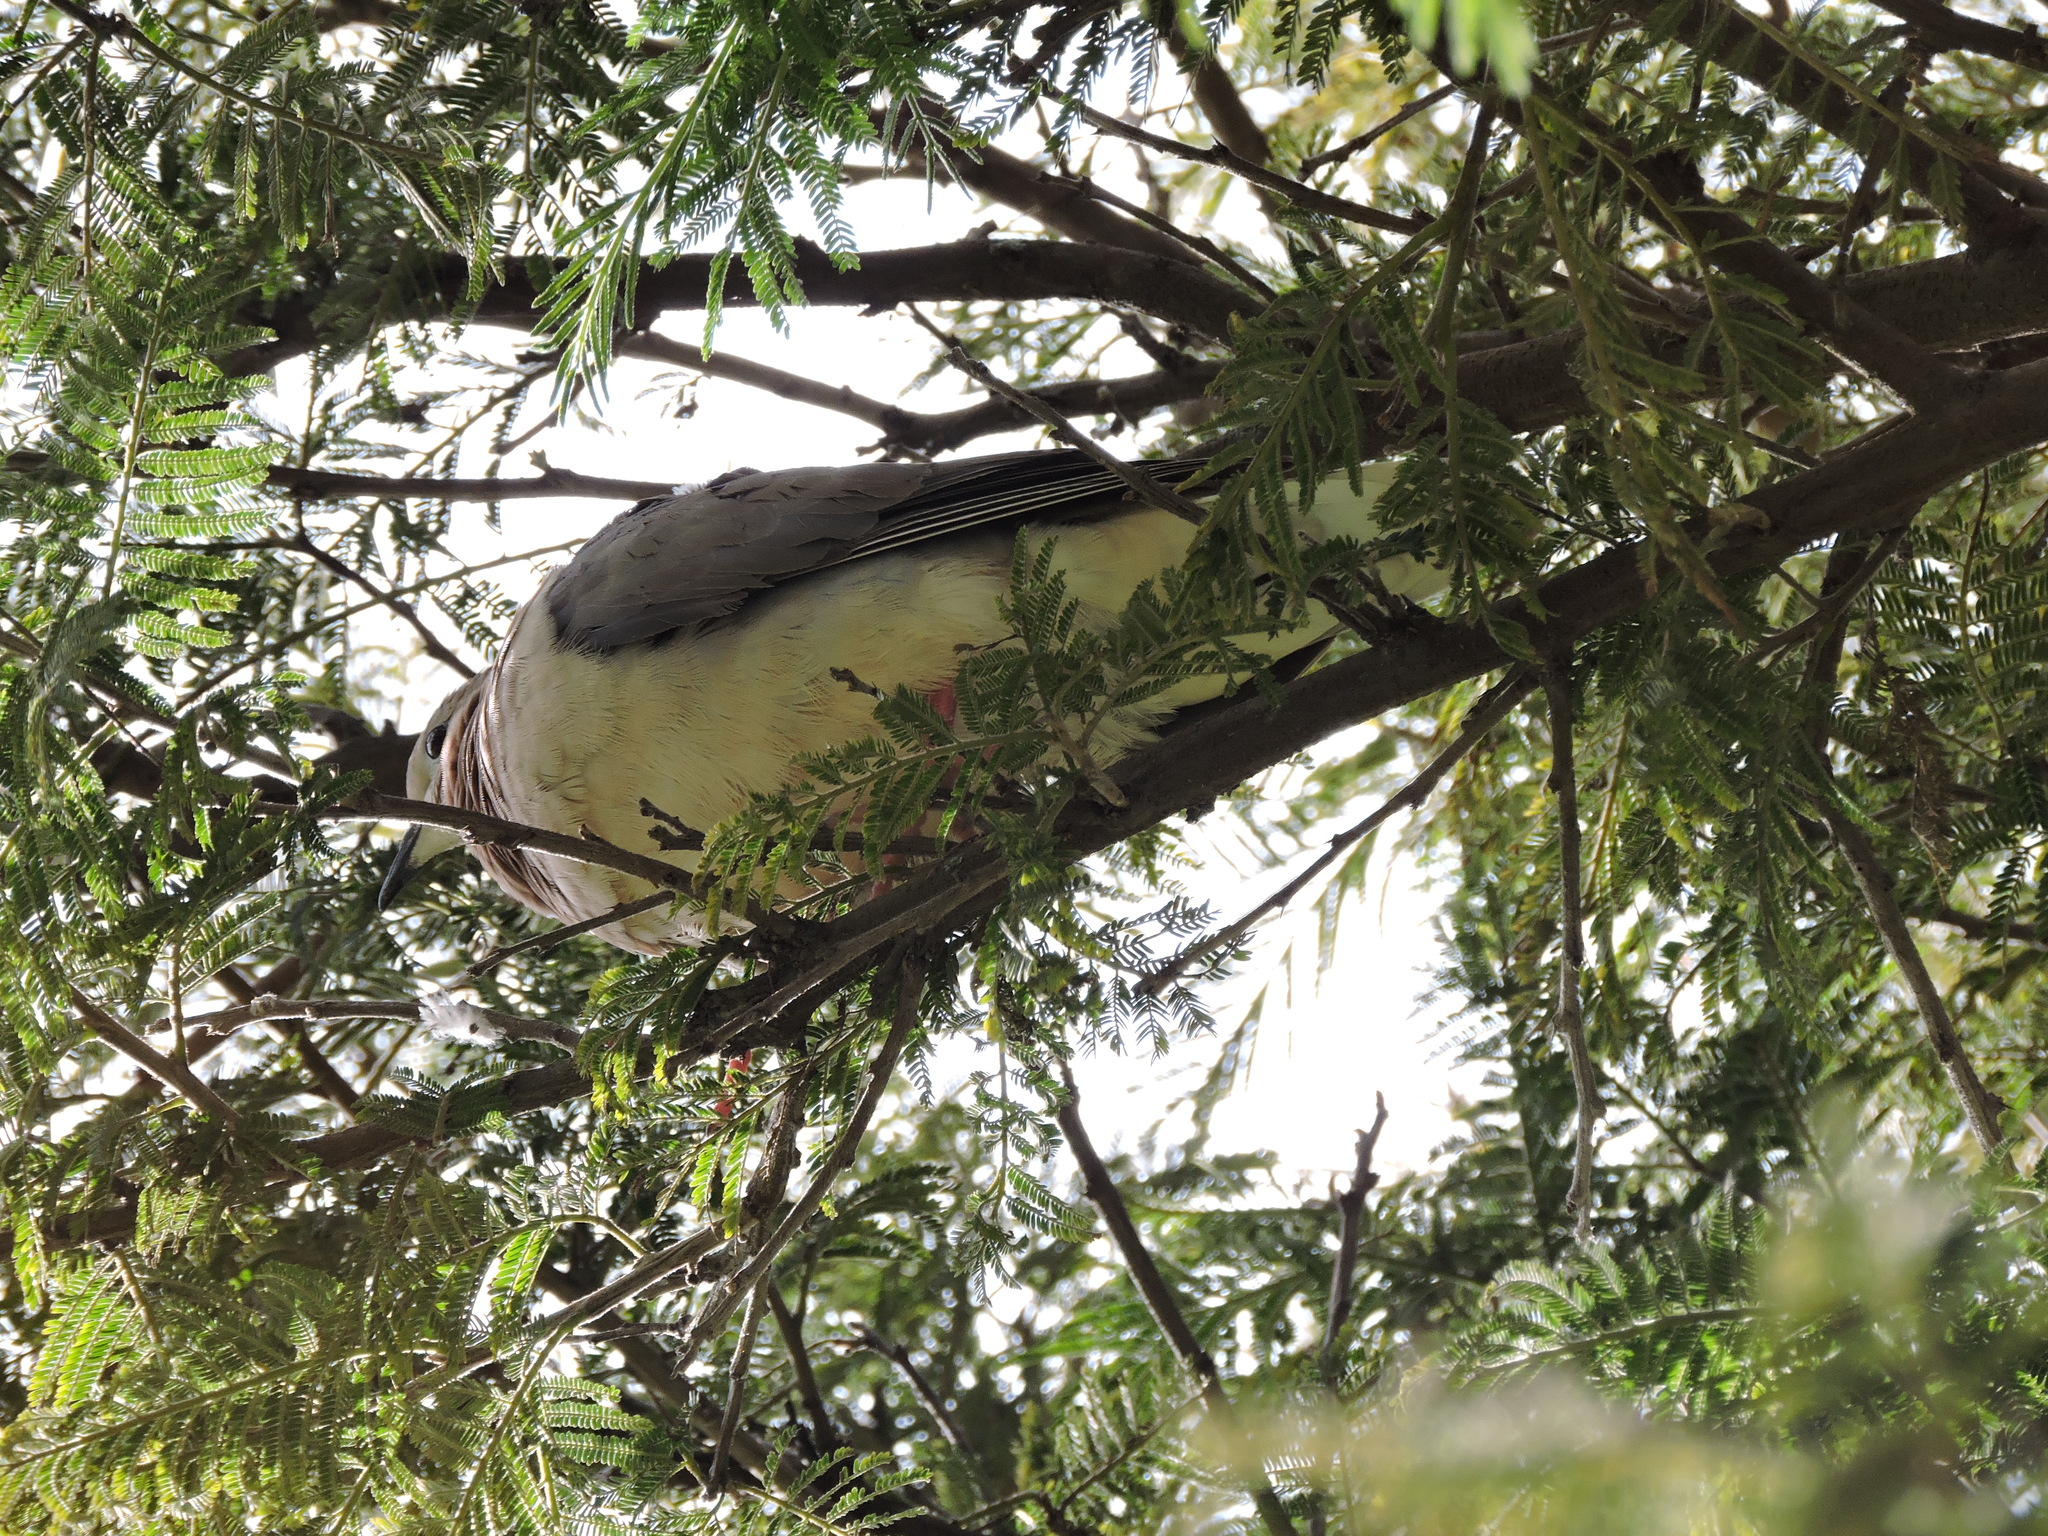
[377,675,487,910]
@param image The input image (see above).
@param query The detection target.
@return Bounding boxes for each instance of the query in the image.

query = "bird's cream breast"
[458,483,1431,951]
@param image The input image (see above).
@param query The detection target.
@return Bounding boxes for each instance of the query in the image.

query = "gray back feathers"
[544,449,1205,653]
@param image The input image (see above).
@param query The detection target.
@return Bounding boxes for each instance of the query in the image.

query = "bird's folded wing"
[545,449,1207,652]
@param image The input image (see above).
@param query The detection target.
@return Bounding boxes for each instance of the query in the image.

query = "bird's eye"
[424,723,449,760]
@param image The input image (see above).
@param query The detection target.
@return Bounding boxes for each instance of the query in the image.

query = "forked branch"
[70,988,241,1124]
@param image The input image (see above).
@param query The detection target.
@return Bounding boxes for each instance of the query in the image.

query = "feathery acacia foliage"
[7,0,2048,1529]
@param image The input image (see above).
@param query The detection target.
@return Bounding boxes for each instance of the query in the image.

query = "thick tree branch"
[227,233,2048,484]
[230,238,1255,378]
[513,238,1254,347]
[1629,148,1970,409]
[1910,903,2047,949]
[1056,1065,1297,1536]
[768,1286,843,1453]
[1869,0,2048,73]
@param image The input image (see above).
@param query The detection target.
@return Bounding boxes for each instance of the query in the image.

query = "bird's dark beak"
[378,825,423,911]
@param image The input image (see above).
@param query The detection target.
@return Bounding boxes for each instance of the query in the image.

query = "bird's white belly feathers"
[473,469,1433,951]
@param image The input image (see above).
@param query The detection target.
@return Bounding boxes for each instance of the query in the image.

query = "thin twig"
[174,993,577,1049]
[291,531,476,679]
[211,962,357,1111]
[71,988,241,1123]
[680,956,924,1365]
[921,309,1430,652]
[1422,105,1496,364]
[1544,664,1601,1243]
[173,537,582,705]
[297,792,698,894]
[1319,1092,1388,1384]
[1574,107,1971,411]
[1040,168,1274,300]
[49,0,442,162]
[1602,1071,1714,1179]
[1820,801,2009,1157]
[459,892,676,981]
[767,1286,841,1453]
[609,337,1214,456]
[907,314,1211,528]
[850,1325,987,1492]
[267,462,669,503]
[0,619,298,778]
[709,1279,770,1495]
[1748,526,1907,666]
[1072,101,1427,234]
[1793,528,2009,1155]
[1301,86,1459,174]
[1141,668,1534,995]
[1056,1064,1298,1536]
[620,331,917,433]
[1464,1306,1756,1380]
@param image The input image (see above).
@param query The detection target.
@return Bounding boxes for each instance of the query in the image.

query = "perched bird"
[382,449,1439,952]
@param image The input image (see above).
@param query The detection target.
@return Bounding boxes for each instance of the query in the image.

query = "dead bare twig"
[1320,1092,1389,1382]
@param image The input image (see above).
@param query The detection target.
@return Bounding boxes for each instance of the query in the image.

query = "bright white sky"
[319,116,1482,1195]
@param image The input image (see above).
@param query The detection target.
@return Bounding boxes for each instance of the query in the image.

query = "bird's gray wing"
[546,450,1206,652]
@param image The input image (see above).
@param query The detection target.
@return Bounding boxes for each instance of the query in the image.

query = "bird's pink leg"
[870,682,975,894]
